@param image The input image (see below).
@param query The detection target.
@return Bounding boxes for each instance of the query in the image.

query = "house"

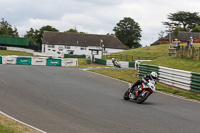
[42,31,124,58]
[151,31,200,46]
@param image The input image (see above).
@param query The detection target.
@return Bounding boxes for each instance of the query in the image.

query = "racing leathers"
[130,74,156,96]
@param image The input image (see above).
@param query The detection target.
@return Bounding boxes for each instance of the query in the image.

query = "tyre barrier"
[138,64,200,93]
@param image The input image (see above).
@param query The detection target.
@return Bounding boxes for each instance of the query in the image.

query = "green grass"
[142,56,200,73]
[89,69,200,101]
[0,114,39,133]
[0,124,16,133]
[105,44,200,73]
[0,50,33,56]
[118,44,170,57]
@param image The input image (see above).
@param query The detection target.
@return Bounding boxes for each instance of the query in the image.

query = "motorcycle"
[123,79,157,104]
[112,60,121,68]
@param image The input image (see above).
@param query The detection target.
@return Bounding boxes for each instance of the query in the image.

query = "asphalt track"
[0,65,200,133]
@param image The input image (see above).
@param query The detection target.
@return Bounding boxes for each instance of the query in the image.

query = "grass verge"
[0,114,40,133]
[0,50,33,56]
[89,69,200,101]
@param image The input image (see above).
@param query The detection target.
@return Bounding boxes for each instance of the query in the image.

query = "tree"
[38,25,59,44]
[24,25,59,45]
[0,18,19,37]
[113,17,142,48]
[172,27,180,38]
[64,27,86,34]
[163,11,200,31]
[191,25,200,32]
[65,28,78,33]
[24,28,39,45]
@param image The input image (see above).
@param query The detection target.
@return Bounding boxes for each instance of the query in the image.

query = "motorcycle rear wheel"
[136,91,150,104]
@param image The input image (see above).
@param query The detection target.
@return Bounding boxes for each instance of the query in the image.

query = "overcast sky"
[1,0,200,46]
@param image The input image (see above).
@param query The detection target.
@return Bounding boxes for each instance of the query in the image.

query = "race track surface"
[0,65,200,133]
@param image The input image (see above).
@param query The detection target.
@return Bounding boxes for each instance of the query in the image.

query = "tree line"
[1,11,200,49]
[0,17,142,49]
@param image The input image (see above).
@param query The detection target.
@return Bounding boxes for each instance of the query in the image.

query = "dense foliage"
[113,17,142,49]
[0,18,19,37]
[163,11,200,32]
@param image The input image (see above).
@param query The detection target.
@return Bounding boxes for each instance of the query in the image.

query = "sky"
[1,0,200,46]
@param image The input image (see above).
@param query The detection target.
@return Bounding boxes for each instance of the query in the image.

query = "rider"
[130,72,158,97]
[112,58,117,66]
[112,58,116,63]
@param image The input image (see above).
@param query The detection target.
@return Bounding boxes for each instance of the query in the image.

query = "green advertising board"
[16,57,32,65]
[46,58,61,66]
[0,36,29,46]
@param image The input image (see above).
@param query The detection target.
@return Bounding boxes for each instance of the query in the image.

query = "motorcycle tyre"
[123,89,130,100]
[136,91,150,104]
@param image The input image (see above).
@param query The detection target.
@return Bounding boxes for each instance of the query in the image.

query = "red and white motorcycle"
[123,79,157,104]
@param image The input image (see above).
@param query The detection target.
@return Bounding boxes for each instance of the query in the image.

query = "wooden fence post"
[181,46,183,58]
[199,47,200,61]
[192,47,195,59]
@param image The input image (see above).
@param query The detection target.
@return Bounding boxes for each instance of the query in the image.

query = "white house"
[42,31,124,58]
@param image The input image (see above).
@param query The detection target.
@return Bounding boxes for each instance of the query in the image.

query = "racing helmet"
[150,72,158,79]
[112,58,115,61]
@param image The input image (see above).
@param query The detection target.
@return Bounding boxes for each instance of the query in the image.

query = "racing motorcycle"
[112,59,121,68]
[123,79,157,104]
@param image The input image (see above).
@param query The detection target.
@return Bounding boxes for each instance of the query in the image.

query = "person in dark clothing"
[130,72,158,97]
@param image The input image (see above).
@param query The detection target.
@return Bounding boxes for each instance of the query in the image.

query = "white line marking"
[84,70,200,104]
[0,111,47,133]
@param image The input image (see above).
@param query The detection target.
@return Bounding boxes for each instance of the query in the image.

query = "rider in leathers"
[130,72,158,98]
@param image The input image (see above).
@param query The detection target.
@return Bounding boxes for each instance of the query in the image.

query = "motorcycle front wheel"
[136,91,150,104]
[123,89,130,100]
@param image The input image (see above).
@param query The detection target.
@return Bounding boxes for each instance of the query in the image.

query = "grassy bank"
[118,44,169,57]
[142,56,200,73]
[89,69,200,101]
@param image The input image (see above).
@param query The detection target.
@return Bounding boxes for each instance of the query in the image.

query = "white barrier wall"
[119,61,129,68]
[6,47,34,54]
[159,66,192,90]
[2,56,17,64]
[32,57,47,66]
[135,60,152,70]
[62,58,78,66]
[106,60,129,68]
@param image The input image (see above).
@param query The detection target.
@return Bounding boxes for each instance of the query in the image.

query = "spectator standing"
[172,39,180,48]
[185,39,190,48]
[189,37,193,48]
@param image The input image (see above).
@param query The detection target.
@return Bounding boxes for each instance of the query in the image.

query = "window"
[92,50,99,55]
[58,46,64,51]
[65,46,71,49]
[48,45,55,48]
[80,47,86,50]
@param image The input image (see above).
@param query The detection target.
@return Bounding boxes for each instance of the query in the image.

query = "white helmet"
[112,58,115,61]
[151,72,158,79]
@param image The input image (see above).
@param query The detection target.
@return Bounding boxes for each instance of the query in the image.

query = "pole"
[199,47,200,61]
